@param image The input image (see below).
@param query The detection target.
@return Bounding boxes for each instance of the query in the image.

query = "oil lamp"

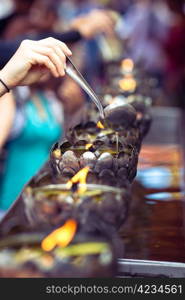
[0,90,152,278]
[22,186,128,231]
[0,222,117,277]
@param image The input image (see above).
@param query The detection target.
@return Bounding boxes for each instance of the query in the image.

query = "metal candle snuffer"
[0,57,180,278]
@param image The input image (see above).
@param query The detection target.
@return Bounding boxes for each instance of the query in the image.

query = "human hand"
[71,10,116,39]
[0,37,72,89]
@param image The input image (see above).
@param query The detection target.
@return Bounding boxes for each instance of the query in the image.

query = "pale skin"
[0,37,72,149]
[0,11,116,144]
[0,37,72,97]
[70,10,116,39]
[0,10,116,96]
[0,92,15,149]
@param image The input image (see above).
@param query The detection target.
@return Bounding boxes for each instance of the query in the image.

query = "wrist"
[0,68,14,90]
[0,71,10,97]
[0,83,7,97]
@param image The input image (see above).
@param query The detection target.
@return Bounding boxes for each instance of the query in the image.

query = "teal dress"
[0,92,62,210]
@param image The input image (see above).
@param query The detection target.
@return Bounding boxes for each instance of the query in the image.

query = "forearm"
[0,92,15,149]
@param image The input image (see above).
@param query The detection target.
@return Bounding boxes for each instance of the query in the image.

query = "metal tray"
[118,259,185,277]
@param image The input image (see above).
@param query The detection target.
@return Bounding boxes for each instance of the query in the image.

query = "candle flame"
[121,58,134,73]
[41,219,77,252]
[97,121,104,129]
[119,75,137,92]
[85,143,93,150]
[66,166,90,194]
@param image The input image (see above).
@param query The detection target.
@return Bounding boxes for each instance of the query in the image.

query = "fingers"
[22,38,72,77]
[1,37,72,88]
[38,37,72,56]
[88,10,115,36]
[31,45,65,76]
[30,52,60,77]
[54,46,67,74]
[72,10,116,39]
[37,37,72,76]
[97,16,114,34]
[59,41,72,57]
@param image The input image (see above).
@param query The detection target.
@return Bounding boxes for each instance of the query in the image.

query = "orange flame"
[66,166,90,194]
[41,219,77,252]
[121,58,134,73]
[119,75,137,92]
[97,121,104,129]
[85,143,93,150]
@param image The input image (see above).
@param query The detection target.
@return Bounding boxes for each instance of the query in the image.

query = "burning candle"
[121,58,134,73]
[0,230,117,277]
[66,166,90,194]
[41,219,77,251]
[85,143,93,150]
[97,121,105,129]
[119,75,137,92]
[23,168,128,231]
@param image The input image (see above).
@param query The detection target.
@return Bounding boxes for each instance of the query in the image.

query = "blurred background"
[0,0,185,262]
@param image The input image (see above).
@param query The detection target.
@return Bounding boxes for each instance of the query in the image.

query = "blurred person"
[2,0,115,40]
[50,0,117,86]
[0,9,115,68]
[0,8,116,208]
[0,7,116,94]
[70,9,117,87]
[2,0,58,39]
[0,0,34,37]
[0,7,116,209]
[0,37,72,210]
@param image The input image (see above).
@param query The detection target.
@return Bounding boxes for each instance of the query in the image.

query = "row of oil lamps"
[0,93,152,277]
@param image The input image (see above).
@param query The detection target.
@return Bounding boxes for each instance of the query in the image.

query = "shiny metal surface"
[66,56,105,119]
[118,259,185,277]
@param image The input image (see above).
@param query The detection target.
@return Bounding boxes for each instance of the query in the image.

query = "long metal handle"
[65,56,105,119]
